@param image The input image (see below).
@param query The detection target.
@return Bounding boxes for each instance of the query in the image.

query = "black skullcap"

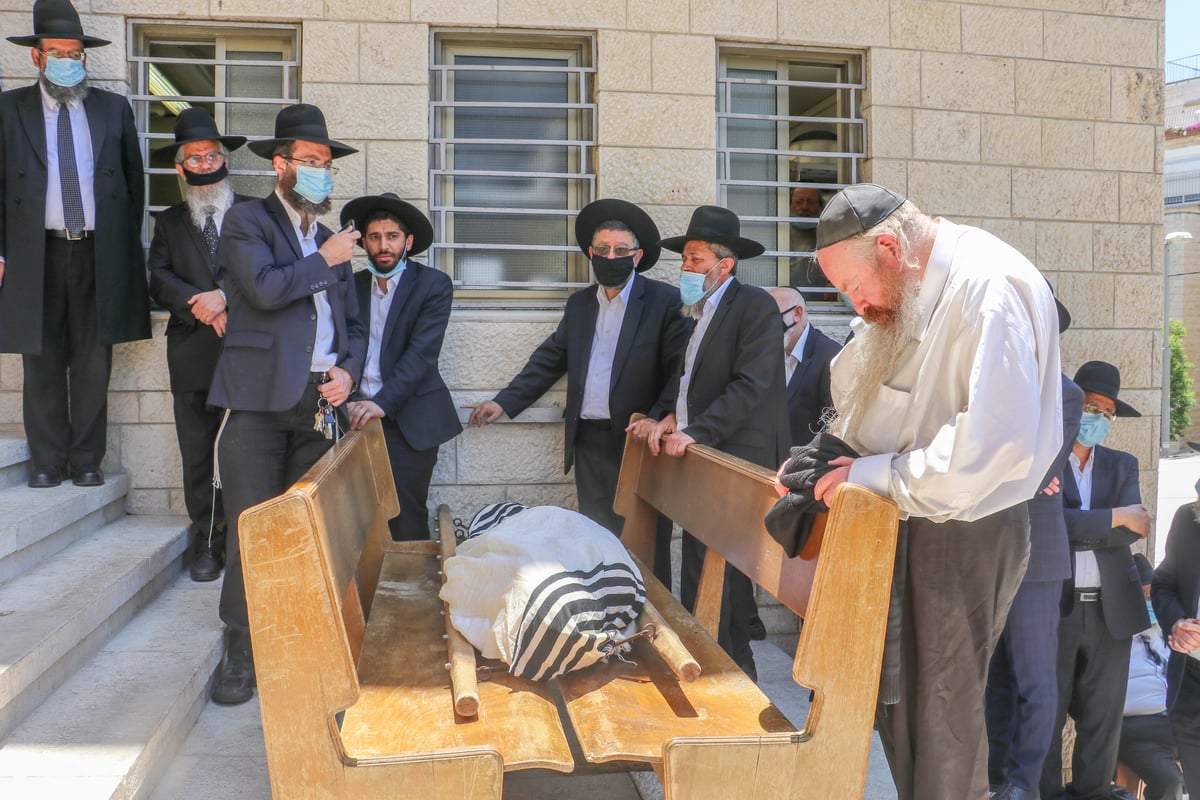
[815,183,907,250]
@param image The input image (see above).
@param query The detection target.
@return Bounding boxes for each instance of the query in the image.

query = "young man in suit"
[1042,360,1151,800]
[0,0,150,488]
[206,103,364,705]
[630,205,791,681]
[340,193,460,541]
[147,108,250,582]
[767,286,840,446]
[466,199,691,586]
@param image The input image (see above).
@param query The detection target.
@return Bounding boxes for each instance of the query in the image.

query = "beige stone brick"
[1108,415,1154,466]
[511,482,577,509]
[778,0,890,47]
[869,106,913,160]
[441,314,560,389]
[1044,12,1158,69]
[891,0,961,53]
[911,110,980,163]
[1094,122,1157,173]
[122,424,183,489]
[1056,271,1115,328]
[866,49,921,109]
[411,0,497,24]
[0,391,20,426]
[496,0,625,29]
[865,159,908,195]
[431,438,457,485]
[110,339,170,392]
[91,0,205,14]
[638,205,701,249]
[71,14,127,82]
[1012,168,1118,222]
[1111,68,1162,125]
[961,6,1043,59]
[302,23,360,85]
[1060,328,1156,387]
[628,0,689,33]
[980,219,1037,263]
[108,393,140,425]
[1015,60,1110,120]
[456,422,563,483]
[1103,0,1164,18]
[1094,223,1153,275]
[323,0,411,20]
[598,93,713,150]
[360,23,428,85]
[0,355,22,392]
[1037,222,1094,272]
[690,0,775,40]
[138,392,176,425]
[908,162,1011,219]
[430,486,508,520]
[597,31,652,93]
[105,425,121,469]
[365,140,428,198]
[652,35,715,96]
[301,83,426,141]
[981,115,1042,166]
[1114,274,1162,329]
[1120,172,1165,225]
[209,0,323,18]
[597,147,714,207]
[1041,120,1094,170]
[921,54,1015,114]
[126,489,173,516]
[0,14,35,83]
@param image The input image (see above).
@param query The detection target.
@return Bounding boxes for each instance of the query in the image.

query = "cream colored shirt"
[835,219,1063,523]
[276,190,337,372]
[359,267,405,399]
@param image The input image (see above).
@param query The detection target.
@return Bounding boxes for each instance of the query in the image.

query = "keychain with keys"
[314,397,336,440]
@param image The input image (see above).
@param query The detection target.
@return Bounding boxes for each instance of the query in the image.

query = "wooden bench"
[238,416,899,798]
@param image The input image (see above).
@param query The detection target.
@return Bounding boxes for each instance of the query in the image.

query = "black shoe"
[211,630,256,706]
[990,783,1040,800]
[748,615,767,641]
[190,547,222,582]
[70,466,104,487]
[28,465,63,488]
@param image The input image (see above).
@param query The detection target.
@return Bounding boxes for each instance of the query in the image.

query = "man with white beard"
[811,184,1063,800]
[148,108,250,582]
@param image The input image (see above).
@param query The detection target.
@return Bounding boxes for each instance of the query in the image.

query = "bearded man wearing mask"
[467,199,691,586]
[1041,359,1152,800]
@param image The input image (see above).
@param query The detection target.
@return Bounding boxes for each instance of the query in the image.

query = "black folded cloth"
[764,432,861,557]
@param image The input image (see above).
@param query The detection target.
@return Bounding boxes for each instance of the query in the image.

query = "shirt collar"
[1068,449,1094,475]
[275,187,317,240]
[370,268,404,297]
[40,82,83,111]
[789,322,812,362]
[913,217,957,342]
[704,274,735,315]
[596,271,636,307]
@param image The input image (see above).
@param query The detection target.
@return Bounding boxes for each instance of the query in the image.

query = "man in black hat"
[340,193,460,541]
[147,108,251,582]
[1042,360,1151,800]
[466,199,690,585]
[205,103,364,705]
[630,205,790,681]
[810,184,1063,800]
[0,0,150,488]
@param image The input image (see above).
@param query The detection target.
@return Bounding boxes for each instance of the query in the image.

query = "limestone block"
[921,54,1014,114]
[1111,69,1162,125]
[509,482,576,509]
[300,83,427,141]
[329,146,368,198]
[907,162,1011,219]
[1043,13,1158,69]
[778,0,889,48]
[912,110,980,163]
[598,93,713,151]
[72,14,126,82]
[0,391,19,426]
[596,147,714,207]
[138,392,176,425]
[628,0,689,33]
[122,424,183,489]
[1114,275,1162,329]
[110,338,170,393]
[360,23,429,85]
[890,0,962,53]
[961,6,1043,59]
[868,106,913,160]
[168,489,188,517]
[429,485,507,521]
[108,393,140,426]
[1012,168,1118,223]
[652,35,715,96]
[323,0,411,20]
[1016,60,1111,121]
[105,423,121,469]
[1037,221,1094,272]
[865,159,908,195]
[1041,120,1094,170]
[496,0,625,29]
[865,50,921,109]
[1056,271,1115,329]
[689,0,776,40]
[440,314,560,389]
[0,15,35,83]
[981,115,1042,166]
[432,438,457,485]
[1119,172,1164,225]
[411,0,498,25]
[204,0,323,18]
[0,355,22,392]
[1094,223,1152,276]
[456,422,563,483]
[91,0,202,14]
[1103,0,1164,19]
[126,489,173,516]
[1060,328,1155,388]
[597,31,652,93]
[980,219,1037,264]
[1092,122,1156,175]
[365,140,427,198]
[302,23,360,84]
[1106,415,1154,466]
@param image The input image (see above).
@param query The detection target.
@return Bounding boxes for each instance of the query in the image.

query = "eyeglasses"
[1083,403,1116,421]
[181,152,226,169]
[592,245,637,258]
[39,49,84,61]
[282,156,338,175]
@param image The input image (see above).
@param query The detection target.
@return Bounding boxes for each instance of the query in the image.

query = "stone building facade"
[0,1,1165,538]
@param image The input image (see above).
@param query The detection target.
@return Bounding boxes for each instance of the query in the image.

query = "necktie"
[202,210,219,271]
[57,103,85,235]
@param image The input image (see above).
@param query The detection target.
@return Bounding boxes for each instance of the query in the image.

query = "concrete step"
[0,428,30,491]
[0,573,222,799]
[0,472,132,585]
[0,515,189,741]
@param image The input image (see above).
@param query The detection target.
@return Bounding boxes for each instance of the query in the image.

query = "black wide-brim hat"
[247,103,357,160]
[151,107,247,167]
[659,205,765,260]
[8,0,110,48]
[574,198,661,272]
[340,193,433,256]
[1073,360,1141,417]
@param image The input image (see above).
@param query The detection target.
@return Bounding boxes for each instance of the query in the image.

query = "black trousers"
[217,384,336,633]
[1171,659,1200,800]
[172,389,224,550]
[679,531,757,680]
[1119,713,1183,800]
[380,417,439,541]
[23,236,110,470]
[574,420,673,587]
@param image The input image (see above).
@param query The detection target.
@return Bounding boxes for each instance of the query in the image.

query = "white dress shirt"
[359,266,405,399]
[1069,450,1102,588]
[1124,626,1170,716]
[676,276,735,431]
[40,84,95,231]
[835,218,1063,523]
[276,189,336,372]
[580,274,635,420]
[786,323,812,385]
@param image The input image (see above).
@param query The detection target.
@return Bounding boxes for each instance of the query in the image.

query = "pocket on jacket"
[223,330,274,349]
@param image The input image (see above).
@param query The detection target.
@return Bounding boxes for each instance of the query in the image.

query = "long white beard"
[183,180,235,230]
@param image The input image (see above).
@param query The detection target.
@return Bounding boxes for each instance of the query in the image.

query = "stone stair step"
[0,573,222,800]
[0,473,132,585]
[0,515,189,740]
[0,428,30,491]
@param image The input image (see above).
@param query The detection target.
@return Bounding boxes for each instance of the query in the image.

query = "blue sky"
[1167,0,1200,64]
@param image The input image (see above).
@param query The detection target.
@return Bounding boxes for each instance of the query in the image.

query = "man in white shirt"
[811,183,1063,800]
[768,286,840,446]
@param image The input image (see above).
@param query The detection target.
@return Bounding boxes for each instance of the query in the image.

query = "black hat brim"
[340,194,434,256]
[574,199,661,272]
[150,135,248,167]
[247,137,357,160]
[659,234,765,260]
[8,33,110,47]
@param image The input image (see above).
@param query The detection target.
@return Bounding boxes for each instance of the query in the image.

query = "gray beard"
[679,278,722,319]
[281,186,332,218]
[40,74,88,105]
[182,180,235,230]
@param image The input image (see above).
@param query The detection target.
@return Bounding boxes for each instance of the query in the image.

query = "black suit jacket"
[666,278,790,470]
[1152,502,1200,711]
[207,192,364,412]
[1024,375,1083,583]
[1062,444,1151,638]
[494,273,693,473]
[148,195,252,394]
[353,264,460,451]
[785,325,840,445]
[0,83,149,352]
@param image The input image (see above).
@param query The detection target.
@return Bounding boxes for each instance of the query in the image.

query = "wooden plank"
[438,505,480,718]
[638,598,700,683]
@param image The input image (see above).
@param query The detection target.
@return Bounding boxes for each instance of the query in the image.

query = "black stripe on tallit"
[466,502,528,538]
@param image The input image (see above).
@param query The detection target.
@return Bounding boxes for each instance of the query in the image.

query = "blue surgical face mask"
[679,270,708,305]
[293,164,333,204]
[1076,411,1111,448]
[367,242,408,280]
[1146,599,1157,625]
[43,55,86,88]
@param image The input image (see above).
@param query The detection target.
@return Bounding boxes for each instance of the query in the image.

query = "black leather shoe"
[211,630,256,706]
[747,615,767,641]
[28,465,63,488]
[989,783,1040,800]
[71,466,104,487]
[190,547,222,582]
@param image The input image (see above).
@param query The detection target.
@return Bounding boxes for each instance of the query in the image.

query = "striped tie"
[57,103,85,235]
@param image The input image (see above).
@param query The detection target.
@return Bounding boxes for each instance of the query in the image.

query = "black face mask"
[181,163,229,187]
[591,254,636,289]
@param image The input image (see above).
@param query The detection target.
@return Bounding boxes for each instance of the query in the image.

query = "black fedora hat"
[340,193,433,256]
[151,108,247,167]
[7,0,110,48]
[247,104,357,160]
[659,205,765,260]
[1073,360,1140,417]
[574,198,661,272]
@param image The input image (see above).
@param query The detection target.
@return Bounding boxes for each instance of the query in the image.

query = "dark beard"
[39,73,88,105]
